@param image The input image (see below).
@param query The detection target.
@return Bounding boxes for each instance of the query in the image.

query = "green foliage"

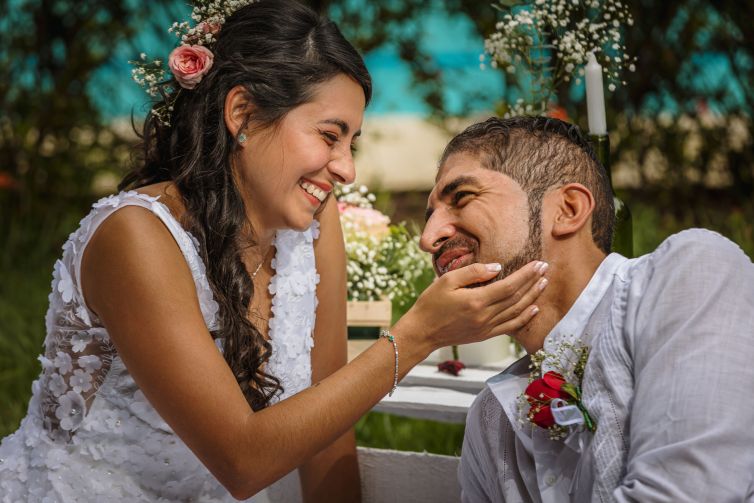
[316,0,754,199]
[355,412,466,456]
[0,0,147,199]
[625,189,754,258]
[0,190,93,436]
[608,1,754,200]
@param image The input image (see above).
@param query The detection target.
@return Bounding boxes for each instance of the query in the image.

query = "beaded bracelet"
[380,328,399,397]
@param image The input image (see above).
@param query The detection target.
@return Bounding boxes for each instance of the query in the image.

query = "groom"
[420,116,754,502]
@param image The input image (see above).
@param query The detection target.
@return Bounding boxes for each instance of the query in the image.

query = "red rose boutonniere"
[518,339,596,439]
[525,371,595,432]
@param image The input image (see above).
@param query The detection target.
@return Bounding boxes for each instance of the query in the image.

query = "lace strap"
[70,191,211,326]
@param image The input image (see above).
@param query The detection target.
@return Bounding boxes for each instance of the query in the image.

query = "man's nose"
[420,213,455,253]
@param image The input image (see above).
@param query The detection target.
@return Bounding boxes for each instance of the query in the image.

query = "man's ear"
[550,183,595,238]
[223,85,253,138]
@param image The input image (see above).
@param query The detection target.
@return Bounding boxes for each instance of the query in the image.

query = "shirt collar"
[543,252,627,352]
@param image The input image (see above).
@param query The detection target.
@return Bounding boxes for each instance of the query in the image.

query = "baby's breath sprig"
[334,183,376,208]
[528,339,591,385]
[483,0,637,116]
[129,53,167,98]
[129,53,174,126]
[169,0,258,46]
[129,0,258,126]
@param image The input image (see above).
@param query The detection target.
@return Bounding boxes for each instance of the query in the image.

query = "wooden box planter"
[346,300,392,361]
[346,299,392,329]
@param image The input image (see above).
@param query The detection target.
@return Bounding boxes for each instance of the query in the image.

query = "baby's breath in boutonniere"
[517,339,595,440]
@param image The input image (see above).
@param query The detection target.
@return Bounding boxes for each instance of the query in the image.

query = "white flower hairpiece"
[129,0,259,126]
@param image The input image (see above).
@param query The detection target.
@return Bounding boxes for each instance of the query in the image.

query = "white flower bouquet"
[335,185,433,308]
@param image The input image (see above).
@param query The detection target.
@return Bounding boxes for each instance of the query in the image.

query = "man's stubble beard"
[496,223,542,281]
[494,192,545,281]
[462,223,542,288]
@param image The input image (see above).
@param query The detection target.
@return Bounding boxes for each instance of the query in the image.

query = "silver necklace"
[251,260,264,279]
[251,246,272,279]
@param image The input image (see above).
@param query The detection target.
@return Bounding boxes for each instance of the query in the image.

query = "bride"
[0,1,547,501]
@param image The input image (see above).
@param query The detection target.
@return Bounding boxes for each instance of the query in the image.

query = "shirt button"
[545,475,557,486]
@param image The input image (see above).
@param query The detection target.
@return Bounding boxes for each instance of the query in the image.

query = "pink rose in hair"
[168,45,214,89]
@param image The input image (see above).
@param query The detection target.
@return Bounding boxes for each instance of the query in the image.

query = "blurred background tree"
[0,0,175,434]
[336,0,754,200]
[332,0,754,255]
[2,1,155,200]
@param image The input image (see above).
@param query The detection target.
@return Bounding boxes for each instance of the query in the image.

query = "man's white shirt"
[459,229,754,502]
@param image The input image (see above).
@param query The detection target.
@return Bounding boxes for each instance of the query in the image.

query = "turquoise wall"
[89,6,503,120]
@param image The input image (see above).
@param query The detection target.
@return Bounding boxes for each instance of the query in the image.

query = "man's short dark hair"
[440,116,614,254]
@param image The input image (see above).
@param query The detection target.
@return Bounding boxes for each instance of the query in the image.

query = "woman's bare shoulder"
[134,181,188,222]
[79,196,199,321]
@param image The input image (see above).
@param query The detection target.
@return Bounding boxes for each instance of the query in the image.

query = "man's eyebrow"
[440,175,480,198]
[319,118,361,137]
[424,175,480,222]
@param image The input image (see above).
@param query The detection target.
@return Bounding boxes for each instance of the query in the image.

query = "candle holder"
[589,134,633,258]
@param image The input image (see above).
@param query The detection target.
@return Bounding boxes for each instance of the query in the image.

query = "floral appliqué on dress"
[0,191,319,502]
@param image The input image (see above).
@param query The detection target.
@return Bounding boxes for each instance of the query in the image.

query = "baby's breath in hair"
[129,53,166,97]
[129,0,259,126]
[170,0,259,46]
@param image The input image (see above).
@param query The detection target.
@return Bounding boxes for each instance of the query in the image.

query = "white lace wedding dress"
[0,191,320,502]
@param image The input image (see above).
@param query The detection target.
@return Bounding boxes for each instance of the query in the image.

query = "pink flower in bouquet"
[339,204,390,239]
[168,45,214,89]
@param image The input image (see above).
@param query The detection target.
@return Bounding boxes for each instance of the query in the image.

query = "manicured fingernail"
[531,306,540,315]
[486,263,502,272]
[538,262,549,274]
[538,278,548,291]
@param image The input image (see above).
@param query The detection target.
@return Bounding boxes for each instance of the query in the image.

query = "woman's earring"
[238,133,247,144]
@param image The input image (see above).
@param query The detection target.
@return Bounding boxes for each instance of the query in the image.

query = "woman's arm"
[82,205,545,500]
[298,200,360,502]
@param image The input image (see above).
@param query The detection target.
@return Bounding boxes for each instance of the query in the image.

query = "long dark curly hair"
[119,0,372,410]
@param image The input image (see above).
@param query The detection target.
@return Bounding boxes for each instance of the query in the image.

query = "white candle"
[585,52,607,135]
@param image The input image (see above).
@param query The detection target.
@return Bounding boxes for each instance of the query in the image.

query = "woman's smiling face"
[235,73,366,236]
